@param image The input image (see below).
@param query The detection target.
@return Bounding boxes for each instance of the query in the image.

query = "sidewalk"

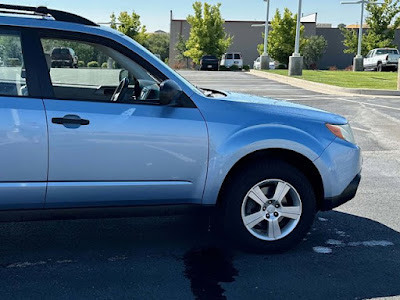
[250,70,400,97]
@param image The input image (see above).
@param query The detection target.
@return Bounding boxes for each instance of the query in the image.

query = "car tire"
[219,159,316,253]
[377,62,383,72]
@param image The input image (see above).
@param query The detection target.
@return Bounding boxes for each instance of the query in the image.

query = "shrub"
[243,65,250,71]
[87,61,99,68]
[303,35,328,70]
[6,58,21,67]
[230,65,239,71]
[173,62,186,69]
[277,63,287,69]
[345,65,353,71]
[219,65,228,71]
[78,61,85,68]
[101,62,108,69]
[329,66,338,71]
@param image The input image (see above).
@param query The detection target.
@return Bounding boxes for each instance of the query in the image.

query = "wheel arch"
[216,149,325,210]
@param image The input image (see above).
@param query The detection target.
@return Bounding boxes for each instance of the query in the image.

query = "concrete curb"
[250,70,400,97]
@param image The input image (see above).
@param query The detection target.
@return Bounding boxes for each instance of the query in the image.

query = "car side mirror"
[159,80,183,106]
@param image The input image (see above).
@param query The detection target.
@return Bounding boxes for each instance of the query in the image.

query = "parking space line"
[338,98,400,111]
[352,127,370,133]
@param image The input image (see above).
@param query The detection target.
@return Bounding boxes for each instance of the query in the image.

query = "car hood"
[220,91,347,124]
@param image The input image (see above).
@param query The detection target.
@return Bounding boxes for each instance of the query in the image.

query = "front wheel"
[219,160,316,253]
[377,63,383,72]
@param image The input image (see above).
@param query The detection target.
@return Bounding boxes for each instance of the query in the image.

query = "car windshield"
[203,56,217,59]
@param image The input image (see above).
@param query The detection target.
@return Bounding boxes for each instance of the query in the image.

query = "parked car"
[50,47,78,68]
[253,57,276,70]
[364,48,400,72]
[0,5,362,253]
[221,52,243,69]
[200,55,219,71]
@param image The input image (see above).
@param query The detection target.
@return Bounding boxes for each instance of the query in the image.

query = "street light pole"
[288,0,303,76]
[294,0,302,55]
[260,0,271,70]
[341,0,384,71]
[263,0,270,55]
[357,0,365,58]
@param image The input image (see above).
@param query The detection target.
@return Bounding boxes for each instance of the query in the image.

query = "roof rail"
[0,4,99,27]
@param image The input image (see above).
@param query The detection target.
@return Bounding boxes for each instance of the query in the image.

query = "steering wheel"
[111,77,130,102]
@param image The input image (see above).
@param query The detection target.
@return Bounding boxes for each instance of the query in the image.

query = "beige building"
[169,11,400,69]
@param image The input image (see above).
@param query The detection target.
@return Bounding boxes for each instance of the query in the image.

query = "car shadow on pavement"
[0,211,399,300]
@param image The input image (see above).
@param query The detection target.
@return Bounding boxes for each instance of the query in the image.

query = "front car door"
[0,28,48,209]
[365,51,373,69]
[36,31,208,208]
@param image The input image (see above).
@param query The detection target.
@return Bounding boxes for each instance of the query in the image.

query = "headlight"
[326,123,356,144]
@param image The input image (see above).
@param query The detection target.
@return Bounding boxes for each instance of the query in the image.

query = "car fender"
[202,124,332,205]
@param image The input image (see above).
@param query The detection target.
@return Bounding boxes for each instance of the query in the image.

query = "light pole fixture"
[341,0,384,71]
[288,0,303,76]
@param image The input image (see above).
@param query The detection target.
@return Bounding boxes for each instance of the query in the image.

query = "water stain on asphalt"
[183,247,238,300]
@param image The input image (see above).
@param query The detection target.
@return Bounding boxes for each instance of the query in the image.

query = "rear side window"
[0,32,28,97]
[234,54,241,59]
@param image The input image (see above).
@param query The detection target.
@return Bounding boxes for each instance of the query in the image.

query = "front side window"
[0,32,28,97]
[41,37,162,103]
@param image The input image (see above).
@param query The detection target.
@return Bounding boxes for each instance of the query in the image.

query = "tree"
[110,11,148,45]
[174,35,190,68]
[338,23,347,29]
[341,0,400,56]
[143,33,170,61]
[303,36,328,69]
[258,8,305,65]
[341,28,368,56]
[184,2,233,64]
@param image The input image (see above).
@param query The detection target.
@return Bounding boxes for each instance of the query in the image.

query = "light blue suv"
[0,5,361,252]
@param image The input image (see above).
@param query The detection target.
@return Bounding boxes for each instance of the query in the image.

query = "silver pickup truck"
[364,48,400,71]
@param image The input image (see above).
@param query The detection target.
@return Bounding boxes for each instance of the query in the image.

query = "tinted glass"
[226,54,233,59]
[376,49,398,55]
[234,54,241,59]
[0,33,28,97]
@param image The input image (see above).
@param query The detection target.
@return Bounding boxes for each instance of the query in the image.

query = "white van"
[221,52,243,69]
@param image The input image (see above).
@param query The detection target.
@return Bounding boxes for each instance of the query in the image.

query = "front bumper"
[320,173,361,211]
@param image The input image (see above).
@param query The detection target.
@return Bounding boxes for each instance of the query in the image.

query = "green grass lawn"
[266,69,398,90]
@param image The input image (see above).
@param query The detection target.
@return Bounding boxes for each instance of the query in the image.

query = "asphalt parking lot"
[1,70,400,300]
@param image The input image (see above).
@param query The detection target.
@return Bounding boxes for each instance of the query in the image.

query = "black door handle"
[52,115,90,126]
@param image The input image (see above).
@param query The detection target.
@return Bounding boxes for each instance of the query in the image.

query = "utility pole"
[288,0,303,76]
[251,0,271,69]
[341,0,384,72]
[261,0,271,70]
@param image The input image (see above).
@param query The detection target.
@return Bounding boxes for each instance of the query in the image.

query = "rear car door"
[37,31,208,208]
[0,28,48,209]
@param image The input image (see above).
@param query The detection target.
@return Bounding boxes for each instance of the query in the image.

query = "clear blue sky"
[8,0,363,32]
